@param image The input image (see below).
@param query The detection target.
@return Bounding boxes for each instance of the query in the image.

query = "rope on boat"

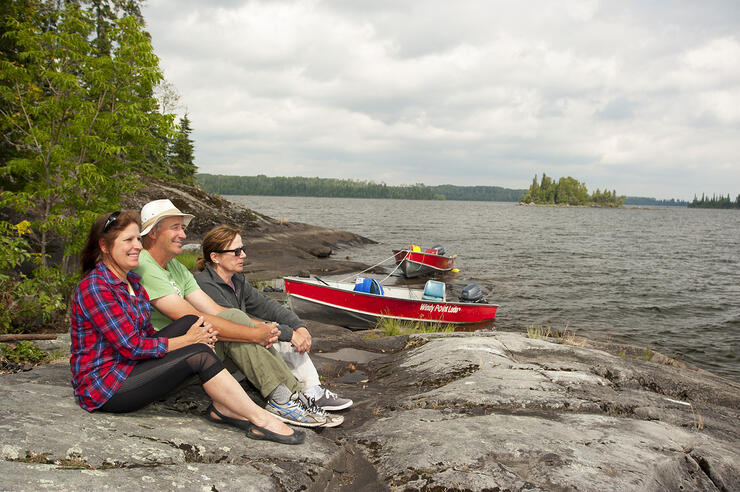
[337,252,402,284]
[377,252,407,284]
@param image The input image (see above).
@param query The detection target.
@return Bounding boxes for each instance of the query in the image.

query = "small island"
[520,173,626,207]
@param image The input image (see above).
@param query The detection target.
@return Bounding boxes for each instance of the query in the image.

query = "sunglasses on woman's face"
[214,246,245,256]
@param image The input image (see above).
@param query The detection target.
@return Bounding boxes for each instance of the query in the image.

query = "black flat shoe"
[206,404,305,445]
[246,423,305,445]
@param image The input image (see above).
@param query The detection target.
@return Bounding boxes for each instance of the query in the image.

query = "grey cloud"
[596,98,636,120]
[143,0,740,200]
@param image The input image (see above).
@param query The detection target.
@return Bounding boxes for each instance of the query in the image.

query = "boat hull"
[392,250,456,278]
[284,277,497,330]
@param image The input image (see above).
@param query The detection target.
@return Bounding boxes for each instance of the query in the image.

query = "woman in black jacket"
[194,225,353,412]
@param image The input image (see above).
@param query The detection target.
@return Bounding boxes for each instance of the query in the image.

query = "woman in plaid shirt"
[69,210,303,445]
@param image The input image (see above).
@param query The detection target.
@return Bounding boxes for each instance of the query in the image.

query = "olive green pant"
[214,308,301,398]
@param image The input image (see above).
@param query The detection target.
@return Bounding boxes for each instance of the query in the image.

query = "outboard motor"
[459,283,486,303]
[430,244,446,256]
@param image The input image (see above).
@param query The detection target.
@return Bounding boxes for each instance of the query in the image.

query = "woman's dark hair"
[195,224,242,271]
[80,210,141,276]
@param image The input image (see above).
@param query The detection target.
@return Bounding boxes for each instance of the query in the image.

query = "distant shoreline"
[197,173,688,206]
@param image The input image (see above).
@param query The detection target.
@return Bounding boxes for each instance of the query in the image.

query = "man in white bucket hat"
[133,199,341,428]
[139,199,195,236]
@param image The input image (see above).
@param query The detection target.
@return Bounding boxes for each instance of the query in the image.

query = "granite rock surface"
[2,331,738,491]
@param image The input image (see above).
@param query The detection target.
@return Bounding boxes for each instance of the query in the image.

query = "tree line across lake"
[688,194,740,209]
[196,173,700,207]
[196,174,526,202]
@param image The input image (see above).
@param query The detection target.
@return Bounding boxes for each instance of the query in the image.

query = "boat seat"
[354,277,384,295]
[425,248,439,254]
[422,280,445,301]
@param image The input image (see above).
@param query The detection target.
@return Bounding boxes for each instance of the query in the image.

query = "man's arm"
[150,290,278,346]
[240,282,312,353]
[242,282,307,329]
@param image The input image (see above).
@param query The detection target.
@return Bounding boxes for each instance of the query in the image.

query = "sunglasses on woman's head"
[214,246,245,256]
[103,211,120,232]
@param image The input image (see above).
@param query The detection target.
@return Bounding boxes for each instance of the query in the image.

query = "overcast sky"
[142,0,740,200]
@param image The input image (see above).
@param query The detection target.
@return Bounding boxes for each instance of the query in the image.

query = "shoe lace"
[292,392,326,417]
[306,395,327,416]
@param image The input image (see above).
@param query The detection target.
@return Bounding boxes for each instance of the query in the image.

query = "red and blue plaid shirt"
[70,262,168,411]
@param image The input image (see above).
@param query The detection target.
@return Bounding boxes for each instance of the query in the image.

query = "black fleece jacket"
[194,265,306,342]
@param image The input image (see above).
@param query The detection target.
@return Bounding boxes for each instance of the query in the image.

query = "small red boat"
[283,276,497,330]
[392,245,456,278]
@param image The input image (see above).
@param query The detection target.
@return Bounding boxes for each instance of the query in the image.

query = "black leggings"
[99,315,225,413]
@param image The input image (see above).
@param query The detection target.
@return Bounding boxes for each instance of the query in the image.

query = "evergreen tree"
[168,113,197,184]
[520,173,625,207]
[0,4,174,266]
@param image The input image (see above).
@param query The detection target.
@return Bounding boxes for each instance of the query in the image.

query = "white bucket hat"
[140,199,194,236]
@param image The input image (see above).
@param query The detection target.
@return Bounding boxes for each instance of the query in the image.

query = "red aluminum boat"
[392,247,456,278]
[283,276,497,330]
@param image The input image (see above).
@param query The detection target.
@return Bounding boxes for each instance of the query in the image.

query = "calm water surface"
[229,195,740,382]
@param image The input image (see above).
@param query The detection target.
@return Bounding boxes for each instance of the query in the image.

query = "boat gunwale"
[287,293,492,325]
[283,276,499,308]
[392,249,456,272]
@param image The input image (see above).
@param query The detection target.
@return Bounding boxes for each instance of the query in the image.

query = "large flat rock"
[0,365,342,491]
[354,333,739,490]
[2,331,738,490]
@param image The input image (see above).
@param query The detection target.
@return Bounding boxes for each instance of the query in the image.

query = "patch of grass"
[642,343,654,362]
[375,318,455,336]
[0,341,50,364]
[526,324,586,347]
[527,324,549,339]
[14,451,53,464]
[361,330,382,341]
[175,252,199,270]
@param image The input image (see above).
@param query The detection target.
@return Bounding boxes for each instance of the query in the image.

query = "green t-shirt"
[134,249,200,331]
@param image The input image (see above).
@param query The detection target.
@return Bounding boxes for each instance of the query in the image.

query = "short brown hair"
[195,224,243,271]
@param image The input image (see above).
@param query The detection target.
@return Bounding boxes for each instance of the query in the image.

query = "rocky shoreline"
[2,322,739,491]
[2,182,739,490]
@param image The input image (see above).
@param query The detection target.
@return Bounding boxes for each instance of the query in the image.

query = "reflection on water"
[229,195,740,382]
[318,347,385,364]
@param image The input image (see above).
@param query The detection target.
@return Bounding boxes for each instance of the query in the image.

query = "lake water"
[228,195,740,382]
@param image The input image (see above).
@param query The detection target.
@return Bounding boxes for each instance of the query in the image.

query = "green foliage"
[1,5,174,263]
[521,173,625,207]
[175,251,198,271]
[427,184,526,201]
[0,340,50,364]
[375,318,455,336]
[623,197,688,207]
[0,1,177,334]
[0,220,69,333]
[688,193,740,209]
[168,113,197,184]
[197,174,444,200]
[642,343,653,362]
[525,323,582,344]
[526,324,551,339]
[197,174,527,201]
